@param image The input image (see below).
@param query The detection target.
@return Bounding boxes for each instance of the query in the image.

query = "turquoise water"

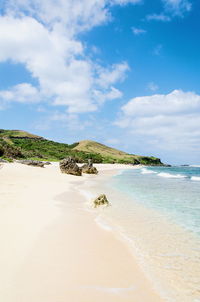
[87,166,200,301]
[111,166,200,236]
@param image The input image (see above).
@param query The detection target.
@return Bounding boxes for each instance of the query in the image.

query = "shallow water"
[84,167,200,302]
[112,166,200,236]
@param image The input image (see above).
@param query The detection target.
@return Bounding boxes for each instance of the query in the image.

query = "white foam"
[158,172,186,179]
[191,176,200,181]
[95,216,112,231]
[189,165,200,167]
[141,168,157,174]
[79,189,96,201]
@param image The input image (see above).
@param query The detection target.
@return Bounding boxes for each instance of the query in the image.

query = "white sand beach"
[0,162,163,302]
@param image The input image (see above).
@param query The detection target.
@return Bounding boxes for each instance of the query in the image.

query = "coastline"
[0,162,163,302]
[84,166,200,302]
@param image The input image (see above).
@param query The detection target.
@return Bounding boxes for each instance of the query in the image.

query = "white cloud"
[146,0,192,22]
[105,87,123,100]
[132,27,147,35]
[0,5,130,113]
[163,0,192,15]
[96,62,129,89]
[93,86,123,104]
[147,82,159,91]
[111,0,141,5]
[50,112,92,131]
[146,14,171,22]
[0,83,40,103]
[4,0,109,33]
[4,0,142,32]
[116,90,200,152]
[120,90,200,117]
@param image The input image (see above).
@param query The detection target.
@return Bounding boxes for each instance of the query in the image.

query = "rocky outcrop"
[16,160,45,167]
[81,159,98,174]
[0,158,8,163]
[93,194,109,208]
[60,157,82,176]
[44,161,51,165]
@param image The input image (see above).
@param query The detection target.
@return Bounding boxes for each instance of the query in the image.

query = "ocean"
[87,166,200,302]
[112,166,200,236]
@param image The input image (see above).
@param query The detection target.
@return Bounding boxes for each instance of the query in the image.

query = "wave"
[141,168,157,175]
[191,176,200,181]
[158,172,187,179]
[140,168,200,181]
[95,216,113,231]
[189,165,200,167]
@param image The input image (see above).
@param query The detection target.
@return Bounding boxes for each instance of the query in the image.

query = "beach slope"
[0,163,163,302]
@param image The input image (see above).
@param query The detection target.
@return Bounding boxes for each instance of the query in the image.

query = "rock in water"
[81,159,98,174]
[93,194,109,208]
[16,160,45,167]
[60,157,82,176]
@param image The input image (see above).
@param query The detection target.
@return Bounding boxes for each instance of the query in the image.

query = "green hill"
[74,140,163,165]
[74,140,128,157]
[0,129,42,139]
[0,129,164,165]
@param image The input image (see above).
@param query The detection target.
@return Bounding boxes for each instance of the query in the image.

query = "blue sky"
[0,0,200,164]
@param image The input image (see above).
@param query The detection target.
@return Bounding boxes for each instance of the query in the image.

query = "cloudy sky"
[0,0,199,164]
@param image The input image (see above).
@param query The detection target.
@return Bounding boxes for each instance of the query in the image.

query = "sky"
[0,0,200,165]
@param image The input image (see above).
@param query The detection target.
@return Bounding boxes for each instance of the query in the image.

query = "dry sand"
[0,162,163,302]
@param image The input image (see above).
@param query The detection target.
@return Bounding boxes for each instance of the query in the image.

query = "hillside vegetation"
[0,129,42,139]
[74,140,128,157]
[0,129,164,165]
[74,140,163,165]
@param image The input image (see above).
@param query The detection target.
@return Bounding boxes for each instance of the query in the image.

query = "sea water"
[88,166,200,302]
[112,166,200,236]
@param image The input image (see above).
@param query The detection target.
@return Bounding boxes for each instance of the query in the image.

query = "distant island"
[0,129,163,165]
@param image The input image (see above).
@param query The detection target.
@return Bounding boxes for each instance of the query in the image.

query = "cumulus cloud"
[3,0,142,32]
[0,83,40,103]
[4,0,109,33]
[0,0,135,113]
[93,86,123,105]
[116,90,200,152]
[96,62,129,89]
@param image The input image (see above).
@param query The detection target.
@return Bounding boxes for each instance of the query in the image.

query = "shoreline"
[85,166,200,302]
[0,162,163,302]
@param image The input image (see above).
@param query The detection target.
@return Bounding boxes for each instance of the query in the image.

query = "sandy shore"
[0,162,163,302]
